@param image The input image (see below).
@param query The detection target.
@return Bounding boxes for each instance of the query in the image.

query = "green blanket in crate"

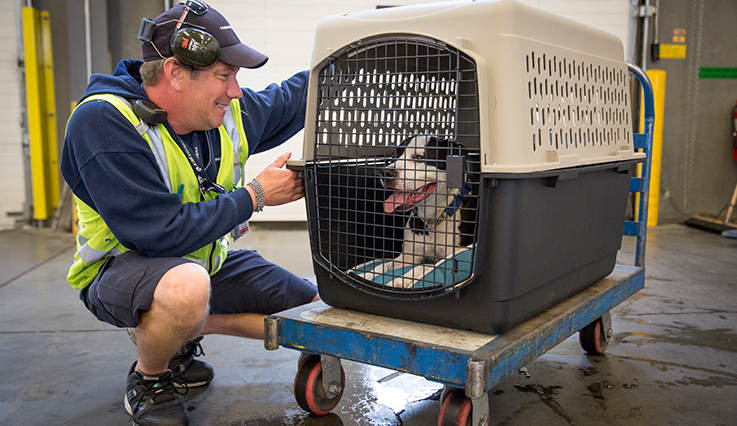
[348,245,474,289]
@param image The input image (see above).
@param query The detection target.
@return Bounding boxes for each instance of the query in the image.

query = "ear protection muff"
[138,0,220,69]
[170,27,219,69]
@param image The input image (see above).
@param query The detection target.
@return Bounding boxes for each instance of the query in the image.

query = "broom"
[684,181,737,234]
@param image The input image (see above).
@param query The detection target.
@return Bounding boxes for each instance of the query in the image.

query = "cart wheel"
[439,385,456,405]
[579,318,609,354]
[294,355,345,415]
[438,388,473,426]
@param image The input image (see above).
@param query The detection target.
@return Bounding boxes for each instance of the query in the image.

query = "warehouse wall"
[1,1,25,229]
[3,0,647,228]
[640,0,737,223]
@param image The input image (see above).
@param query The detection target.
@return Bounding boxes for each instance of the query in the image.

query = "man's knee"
[154,262,211,314]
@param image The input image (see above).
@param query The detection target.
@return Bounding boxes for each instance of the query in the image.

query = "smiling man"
[60,2,318,425]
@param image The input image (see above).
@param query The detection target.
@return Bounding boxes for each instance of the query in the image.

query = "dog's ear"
[391,135,416,159]
[445,140,467,159]
[422,136,445,169]
[424,136,466,169]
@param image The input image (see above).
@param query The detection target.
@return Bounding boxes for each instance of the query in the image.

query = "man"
[60,2,318,425]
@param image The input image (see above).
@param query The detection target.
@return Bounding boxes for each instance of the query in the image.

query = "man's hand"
[252,152,305,207]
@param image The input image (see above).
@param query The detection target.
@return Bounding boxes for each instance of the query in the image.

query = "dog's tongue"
[384,183,438,213]
[384,192,412,214]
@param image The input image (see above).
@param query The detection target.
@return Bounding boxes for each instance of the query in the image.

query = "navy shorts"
[80,250,318,328]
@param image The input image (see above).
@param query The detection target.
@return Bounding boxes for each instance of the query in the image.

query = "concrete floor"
[0,223,735,425]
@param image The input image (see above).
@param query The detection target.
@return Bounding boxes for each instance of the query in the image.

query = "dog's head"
[381,135,464,214]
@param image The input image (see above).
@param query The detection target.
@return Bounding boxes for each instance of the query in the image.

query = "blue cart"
[265,64,655,426]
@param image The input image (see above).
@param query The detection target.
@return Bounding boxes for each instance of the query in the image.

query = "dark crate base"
[315,252,616,335]
[309,160,637,335]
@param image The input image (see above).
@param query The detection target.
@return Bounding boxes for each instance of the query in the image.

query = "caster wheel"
[439,385,456,406]
[438,388,473,426]
[294,355,345,415]
[579,318,609,355]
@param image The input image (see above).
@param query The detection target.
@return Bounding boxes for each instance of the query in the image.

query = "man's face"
[178,61,242,133]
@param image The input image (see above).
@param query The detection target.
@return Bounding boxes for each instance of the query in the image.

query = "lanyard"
[173,130,227,198]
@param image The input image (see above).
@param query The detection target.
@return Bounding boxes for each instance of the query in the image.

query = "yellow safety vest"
[66,94,249,290]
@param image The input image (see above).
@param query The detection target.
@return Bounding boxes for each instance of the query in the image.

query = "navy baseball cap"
[141,1,268,69]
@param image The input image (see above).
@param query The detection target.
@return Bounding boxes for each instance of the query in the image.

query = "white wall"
[1,1,25,230]
[209,0,630,221]
[0,0,629,229]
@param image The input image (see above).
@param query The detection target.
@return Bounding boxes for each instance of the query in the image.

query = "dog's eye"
[414,155,425,160]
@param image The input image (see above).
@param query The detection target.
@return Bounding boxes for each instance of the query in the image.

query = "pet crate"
[299,0,645,334]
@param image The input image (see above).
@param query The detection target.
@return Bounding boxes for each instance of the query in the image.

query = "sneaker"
[125,365,189,426]
[168,336,214,388]
[127,330,214,389]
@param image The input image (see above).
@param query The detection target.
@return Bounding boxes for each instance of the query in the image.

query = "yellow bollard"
[70,101,79,236]
[23,7,59,221]
[638,70,666,226]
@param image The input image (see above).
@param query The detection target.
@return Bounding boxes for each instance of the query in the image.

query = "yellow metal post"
[638,70,666,226]
[22,7,59,221]
[41,11,60,213]
[71,101,78,236]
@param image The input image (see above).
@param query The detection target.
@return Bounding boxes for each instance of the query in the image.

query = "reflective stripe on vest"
[75,231,124,263]
[66,94,248,290]
[114,96,249,194]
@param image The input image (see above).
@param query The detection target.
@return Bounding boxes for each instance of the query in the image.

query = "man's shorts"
[79,249,318,328]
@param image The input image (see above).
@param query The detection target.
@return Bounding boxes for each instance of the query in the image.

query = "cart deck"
[264,63,655,425]
[267,263,642,392]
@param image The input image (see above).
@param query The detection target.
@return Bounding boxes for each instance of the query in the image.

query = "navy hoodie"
[61,60,308,257]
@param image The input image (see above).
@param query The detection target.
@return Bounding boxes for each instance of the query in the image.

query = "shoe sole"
[124,395,134,415]
[173,377,212,388]
[124,395,187,426]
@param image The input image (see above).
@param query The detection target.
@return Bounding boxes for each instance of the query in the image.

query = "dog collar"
[410,181,474,233]
[443,181,474,218]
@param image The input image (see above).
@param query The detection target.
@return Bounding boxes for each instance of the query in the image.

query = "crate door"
[307,35,483,299]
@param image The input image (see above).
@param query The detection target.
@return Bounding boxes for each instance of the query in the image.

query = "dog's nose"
[381,168,397,179]
[380,167,397,188]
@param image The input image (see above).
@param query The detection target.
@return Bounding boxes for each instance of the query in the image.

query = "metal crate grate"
[307,35,481,298]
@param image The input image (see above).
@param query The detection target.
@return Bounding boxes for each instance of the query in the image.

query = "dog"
[361,135,476,288]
